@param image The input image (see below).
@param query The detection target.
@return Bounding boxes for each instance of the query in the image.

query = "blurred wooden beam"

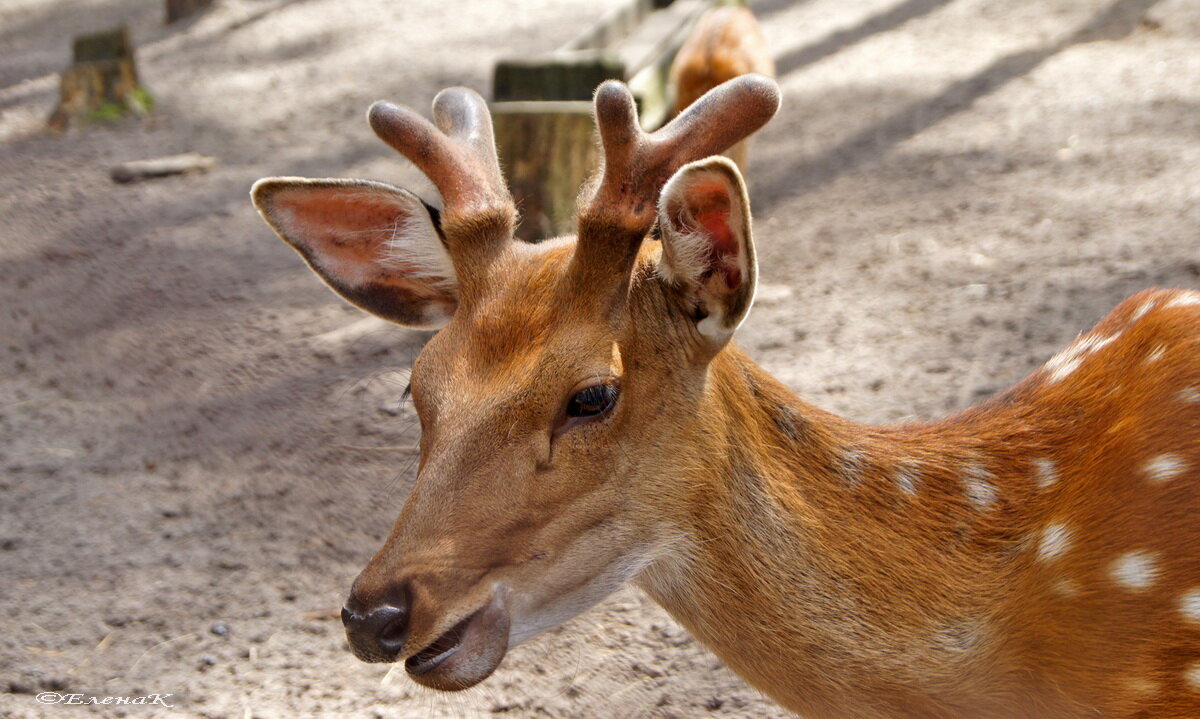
[166,0,215,24]
[494,52,625,103]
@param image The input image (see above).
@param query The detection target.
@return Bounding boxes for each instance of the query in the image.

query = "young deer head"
[252,76,780,691]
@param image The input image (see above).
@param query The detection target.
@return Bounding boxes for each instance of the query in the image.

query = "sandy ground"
[1,0,1198,716]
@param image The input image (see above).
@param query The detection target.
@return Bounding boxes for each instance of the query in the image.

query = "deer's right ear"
[251,178,457,329]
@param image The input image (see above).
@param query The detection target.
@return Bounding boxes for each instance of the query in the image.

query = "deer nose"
[342,591,410,663]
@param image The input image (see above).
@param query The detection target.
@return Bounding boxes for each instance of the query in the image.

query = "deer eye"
[565,382,619,420]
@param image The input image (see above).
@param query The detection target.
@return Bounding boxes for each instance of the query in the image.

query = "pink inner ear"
[279,193,392,247]
[688,181,741,288]
[272,187,448,299]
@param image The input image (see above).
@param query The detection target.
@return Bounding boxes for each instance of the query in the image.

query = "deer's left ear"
[656,157,757,348]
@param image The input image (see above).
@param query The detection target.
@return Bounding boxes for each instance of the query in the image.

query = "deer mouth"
[404,589,511,690]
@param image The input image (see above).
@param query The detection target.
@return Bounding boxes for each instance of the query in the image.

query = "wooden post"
[48,26,151,131]
[492,102,597,241]
[166,0,215,24]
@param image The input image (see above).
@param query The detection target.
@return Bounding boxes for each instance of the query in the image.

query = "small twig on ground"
[95,631,116,653]
[110,152,216,183]
[127,632,196,674]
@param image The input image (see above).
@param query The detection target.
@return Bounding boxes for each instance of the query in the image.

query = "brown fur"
[357,233,1200,716]
[628,282,1200,718]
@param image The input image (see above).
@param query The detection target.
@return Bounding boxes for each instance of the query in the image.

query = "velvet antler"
[368,88,516,277]
[576,74,780,268]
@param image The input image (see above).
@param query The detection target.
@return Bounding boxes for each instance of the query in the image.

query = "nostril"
[343,583,410,662]
[343,602,409,660]
[374,605,409,651]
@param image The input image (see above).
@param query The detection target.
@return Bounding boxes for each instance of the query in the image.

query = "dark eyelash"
[402,383,412,401]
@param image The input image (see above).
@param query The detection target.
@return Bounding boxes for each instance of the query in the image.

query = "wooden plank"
[624,0,715,130]
[562,0,652,51]
[166,0,215,24]
[492,0,716,106]
[493,51,625,102]
[615,0,709,77]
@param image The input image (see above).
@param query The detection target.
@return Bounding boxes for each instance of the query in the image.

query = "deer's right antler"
[575,74,780,273]
[368,88,516,281]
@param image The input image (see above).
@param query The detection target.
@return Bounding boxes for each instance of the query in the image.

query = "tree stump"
[492,102,598,241]
[166,0,215,24]
[48,26,151,131]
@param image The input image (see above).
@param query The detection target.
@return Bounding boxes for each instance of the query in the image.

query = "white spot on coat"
[838,447,868,485]
[893,463,920,495]
[961,462,998,510]
[1144,454,1187,484]
[1131,298,1158,321]
[929,619,985,655]
[1034,458,1059,489]
[1180,589,1200,623]
[1166,293,1200,309]
[1124,677,1158,696]
[1145,344,1167,363]
[1044,332,1120,383]
[1177,386,1200,404]
[1109,551,1159,591]
[1186,662,1200,691]
[1038,524,1073,562]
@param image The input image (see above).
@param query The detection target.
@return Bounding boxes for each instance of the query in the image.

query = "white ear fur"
[251,177,457,329]
[656,157,756,346]
[378,205,456,290]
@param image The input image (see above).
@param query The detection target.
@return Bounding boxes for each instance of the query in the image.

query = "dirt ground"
[1,0,1198,716]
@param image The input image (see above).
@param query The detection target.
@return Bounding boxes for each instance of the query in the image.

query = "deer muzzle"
[342,576,511,691]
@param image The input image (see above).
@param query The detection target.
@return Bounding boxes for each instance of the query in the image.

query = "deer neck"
[635,347,1047,717]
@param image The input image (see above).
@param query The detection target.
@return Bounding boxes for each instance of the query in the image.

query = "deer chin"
[404,590,511,691]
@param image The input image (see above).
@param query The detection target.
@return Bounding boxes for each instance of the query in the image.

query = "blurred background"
[1,0,1197,716]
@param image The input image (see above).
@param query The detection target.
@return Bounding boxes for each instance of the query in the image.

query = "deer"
[670,4,774,172]
[251,74,1200,718]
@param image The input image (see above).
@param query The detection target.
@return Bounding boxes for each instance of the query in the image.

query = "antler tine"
[431,88,505,184]
[368,89,515,269]
[579,74,781,240]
